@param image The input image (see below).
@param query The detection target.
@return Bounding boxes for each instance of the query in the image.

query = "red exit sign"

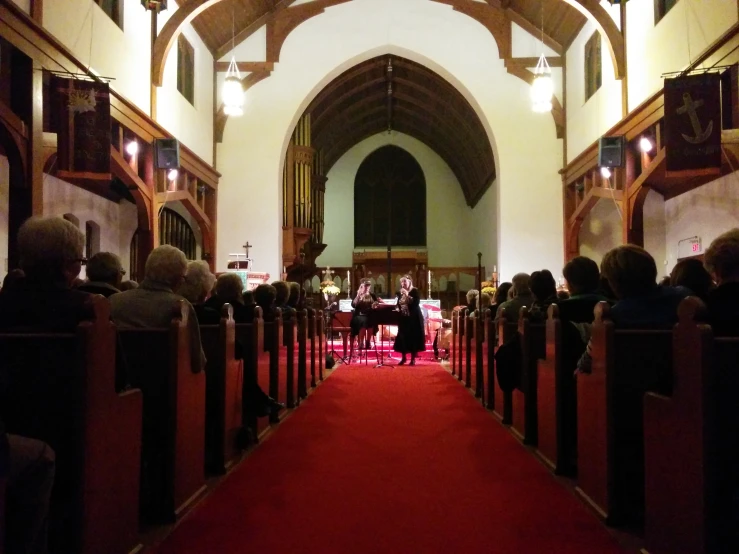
[692,242,700,252]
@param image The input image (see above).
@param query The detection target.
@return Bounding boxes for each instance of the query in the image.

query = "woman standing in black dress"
[393,274,426,365]
[350,279,377,349]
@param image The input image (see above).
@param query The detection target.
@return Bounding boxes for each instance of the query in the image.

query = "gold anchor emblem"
[677,92,713,144]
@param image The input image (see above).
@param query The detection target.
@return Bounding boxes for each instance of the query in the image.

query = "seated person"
[76,252,125,298]
[0,217,91,330]
[576,245,689,374]
[479,292,492,311]
[704,228,739,335]
[205,273,255,323]
[529,269,558,320]
[465,289,479,313]
[489,282,512,320]
[558,256,609,323]
[2,417,55,554]
[495,273,534,324]
[109,245,205,373]
[271,281,293,320]
[350,279,378,349]
[179,261,219,325]
[119,280,138,291]
[0,268,25,295]
[254,284,278,321]
[670,257,714,301]
[286,282,301,310]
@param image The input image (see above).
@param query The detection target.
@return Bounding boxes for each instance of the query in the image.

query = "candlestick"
[427,270,432,300]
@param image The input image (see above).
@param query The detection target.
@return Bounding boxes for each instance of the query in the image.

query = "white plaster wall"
[643,189,667,273]
[216,0,563,283]
[0,156,9,280]
[157,1,215,165]
[664,172,739,271]
[626,0,737,112]
[566,1,623,162]
[320,132,481,269]
[579,197,622,265]
[219,24,267,62]
[468,182,497,275]
[43,0,152,113]
[9,0,30,15]
[42,174,139,275]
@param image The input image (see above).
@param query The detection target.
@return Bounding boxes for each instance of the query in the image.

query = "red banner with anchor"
[664,73,722,173]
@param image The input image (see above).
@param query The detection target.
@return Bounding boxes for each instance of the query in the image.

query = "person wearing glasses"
[77,252,126,298]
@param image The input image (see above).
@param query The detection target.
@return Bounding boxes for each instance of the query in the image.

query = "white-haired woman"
[393,274,426,365]
[180,260,219,324]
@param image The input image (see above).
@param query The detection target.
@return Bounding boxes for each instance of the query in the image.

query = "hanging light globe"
[222,57,244,116]
[531,53,553,113]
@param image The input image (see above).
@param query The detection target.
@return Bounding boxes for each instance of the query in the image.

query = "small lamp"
[141,0,167,12]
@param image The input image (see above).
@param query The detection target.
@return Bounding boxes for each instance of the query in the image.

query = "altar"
[226,251,270,291]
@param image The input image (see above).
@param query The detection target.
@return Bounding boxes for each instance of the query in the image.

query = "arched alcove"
[354,145,426,247]
[159,207,197,260]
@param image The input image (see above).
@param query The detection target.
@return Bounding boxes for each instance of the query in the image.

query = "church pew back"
[475,311,489,403]
[265,309,284,409]
[494,317,518,424]
[450,307,461,377]
[576,302,672,527]
[117,301,206,524]
[644,297,739,554]
[296,309,308,400]
[0,296,142,554]
[282,311,297,408]
[200,304,243,475]
[236,310,267,438]
[514,308,545,445]
[465,313,476,390]
[307,309,317,389]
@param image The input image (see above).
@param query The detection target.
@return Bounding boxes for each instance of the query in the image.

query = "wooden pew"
[282,310,297,408]
[237,309,269,438]
[296,309,309,400]
[200,304,243,475]
[457,308,467,382]
[644,298,739,554]
[576,302,672,527]
[494,316,518,424]
[0,296,142,554]
[307,309,318,389]
[536,304,577,475]
[512,308,545,445]
[0,464,5,554]
[317,309,325,381]
[117,301,206,524]
[267,308,284,415]
[475,311,490,402]
[451,307,460,377]
[485,312,496,411]
[465,312,476,389]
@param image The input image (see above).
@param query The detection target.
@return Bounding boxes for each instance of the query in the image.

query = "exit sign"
[678,237,702,259]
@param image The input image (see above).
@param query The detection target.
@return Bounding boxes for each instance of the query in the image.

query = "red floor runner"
[154,363,628,554]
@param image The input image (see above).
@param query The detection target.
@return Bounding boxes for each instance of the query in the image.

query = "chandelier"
[222,10,245,116]
[531,54,553,113]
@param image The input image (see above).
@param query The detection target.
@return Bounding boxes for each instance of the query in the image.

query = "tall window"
[95,0,123,29]
[177,35,195,105]
[354,145,426,248]
[655,0,679,24]
[584,32,602,102]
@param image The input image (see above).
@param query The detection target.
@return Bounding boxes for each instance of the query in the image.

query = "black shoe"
[398,358,406,366]
[409,360,416,366]
[270,401,285,415]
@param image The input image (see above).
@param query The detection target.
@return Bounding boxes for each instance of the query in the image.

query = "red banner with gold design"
[664,73,721,173]
[51,76,111,176]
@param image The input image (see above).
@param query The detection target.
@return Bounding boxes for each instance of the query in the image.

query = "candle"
[428,270,431,282]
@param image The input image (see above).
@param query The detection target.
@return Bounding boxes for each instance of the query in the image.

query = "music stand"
[325,307,350,365]
[367,304,401,368]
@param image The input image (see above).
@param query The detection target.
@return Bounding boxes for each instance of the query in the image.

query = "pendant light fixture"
[531,2,554,113]
[222,9,244,116]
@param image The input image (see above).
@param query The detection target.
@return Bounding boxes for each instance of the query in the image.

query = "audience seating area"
[449,293,739,554]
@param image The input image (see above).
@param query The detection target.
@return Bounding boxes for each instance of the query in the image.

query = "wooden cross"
[242,241,252,258]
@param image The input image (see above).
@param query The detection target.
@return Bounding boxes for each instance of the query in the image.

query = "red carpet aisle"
[154,364,628,554]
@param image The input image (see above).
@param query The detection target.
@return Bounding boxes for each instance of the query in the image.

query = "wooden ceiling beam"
[213,0,296,61]
[214,61,274,72]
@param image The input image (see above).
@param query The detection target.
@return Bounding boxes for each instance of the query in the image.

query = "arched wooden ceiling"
[307,55,496,207]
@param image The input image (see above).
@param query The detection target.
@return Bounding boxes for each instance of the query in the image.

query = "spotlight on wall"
[168,169,179,181]
[639,136,654,153]
[125,141,139,156]
[600,167,612,179]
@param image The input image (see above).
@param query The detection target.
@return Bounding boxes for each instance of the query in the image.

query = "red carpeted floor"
[154,363,628,554]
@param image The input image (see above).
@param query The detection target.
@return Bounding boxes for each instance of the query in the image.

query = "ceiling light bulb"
[168,169,179,181]
[125,141,139,156]
[639,137,653,153]
[600,167,612,179]
[531,74,554,113]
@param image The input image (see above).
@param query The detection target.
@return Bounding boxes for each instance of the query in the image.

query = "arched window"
[159,207,197,260]
[354,146,426,247]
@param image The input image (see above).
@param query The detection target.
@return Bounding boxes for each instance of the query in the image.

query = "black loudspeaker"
[598,136,625,168]
[154,138,180,170]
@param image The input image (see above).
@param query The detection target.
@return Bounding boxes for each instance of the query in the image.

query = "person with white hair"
[77,252,125,298]
[494,272,534,324]
[179,260,219,325]
[0,216,90,330]
[110,245,205,373]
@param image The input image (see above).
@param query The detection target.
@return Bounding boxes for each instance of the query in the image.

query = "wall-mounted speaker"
[598,136,625,168]
[154,138,180,170]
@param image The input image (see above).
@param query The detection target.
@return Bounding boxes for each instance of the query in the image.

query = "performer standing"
[351,279,377,349]
[394,274,426,365]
